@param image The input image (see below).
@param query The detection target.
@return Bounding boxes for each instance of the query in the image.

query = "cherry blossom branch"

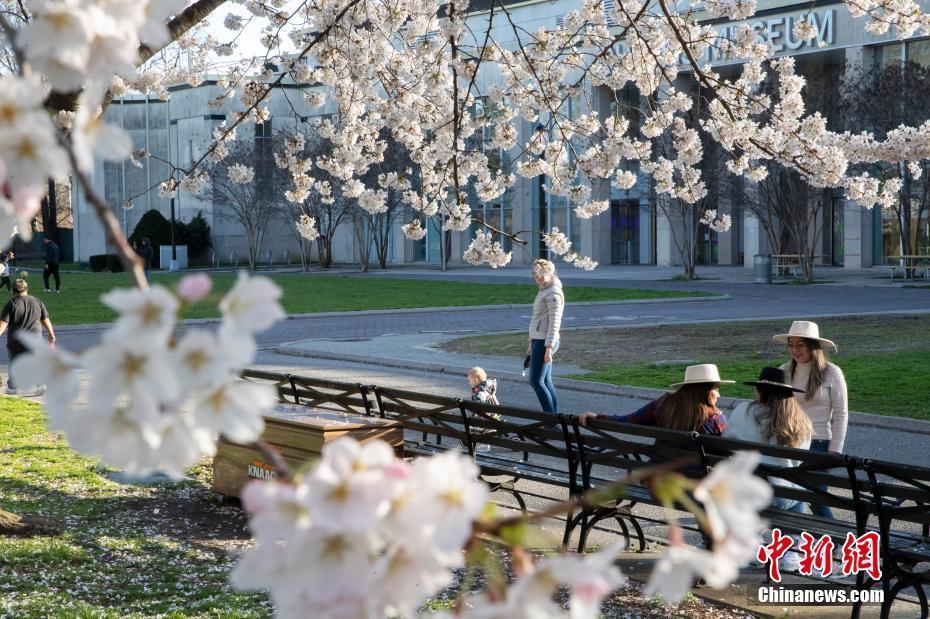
[471,218,528,247]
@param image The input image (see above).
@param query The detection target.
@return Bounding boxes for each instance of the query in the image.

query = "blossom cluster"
[646,452,773,603]
[235,438,774,617]
[296,213,320,241]
[234,437,630,619]
[11,273,284,477]
[463,229,512,268]
[542,228,599,270]
[699,209,733,233]
[233,439,492,618]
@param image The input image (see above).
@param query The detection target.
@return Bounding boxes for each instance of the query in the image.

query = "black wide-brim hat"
[744,366,805,393]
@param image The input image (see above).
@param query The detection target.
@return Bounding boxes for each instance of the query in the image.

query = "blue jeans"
[529,339,558,413]
[809,439,835,518]
[772,496,807,513]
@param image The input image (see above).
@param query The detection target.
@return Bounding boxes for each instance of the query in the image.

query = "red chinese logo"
[756,530,882,582]
[756,528,794,582]
[841,531,882,580]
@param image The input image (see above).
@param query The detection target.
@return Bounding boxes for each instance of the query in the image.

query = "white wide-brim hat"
[670,363,735,388]
[772,320,837,351]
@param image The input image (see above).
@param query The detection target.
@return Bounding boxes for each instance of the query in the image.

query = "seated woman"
[579,364,732,435]
[723,367,812,514]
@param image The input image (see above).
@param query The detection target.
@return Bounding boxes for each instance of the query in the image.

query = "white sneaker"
[54,290,60,294]
[43,289,50,293]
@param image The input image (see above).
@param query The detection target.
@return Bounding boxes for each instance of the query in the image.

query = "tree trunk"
[317,236,332,268]
[42,180,59,244]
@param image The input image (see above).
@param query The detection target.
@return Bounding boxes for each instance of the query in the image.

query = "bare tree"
[653,93,731,279]
[736,163,830,282]
[842,61,930,272]
[293,131,353,269]
[354,132,414,269]
[210,135,284,270]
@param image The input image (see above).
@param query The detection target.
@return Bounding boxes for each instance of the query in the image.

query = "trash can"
[754,254,772,284]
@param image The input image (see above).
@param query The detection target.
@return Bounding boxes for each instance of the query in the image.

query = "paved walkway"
[13,265,928,364]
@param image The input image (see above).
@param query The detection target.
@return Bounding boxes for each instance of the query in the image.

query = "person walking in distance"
[0,278,55,394]
[137,237,154,283]
[43,236,61,293]
[526,258,564,414]
[0,252,12,292]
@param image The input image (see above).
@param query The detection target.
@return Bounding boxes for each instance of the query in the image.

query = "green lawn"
[0,398,271,618]
[440,314,930,420]
[11,271,714,325]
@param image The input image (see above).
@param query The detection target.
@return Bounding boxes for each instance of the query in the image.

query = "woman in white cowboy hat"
[579,364,733,435]
[774,320,848,518]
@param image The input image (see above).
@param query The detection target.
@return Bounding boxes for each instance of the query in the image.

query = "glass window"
[907,39,930,69]
[875,43,902,70]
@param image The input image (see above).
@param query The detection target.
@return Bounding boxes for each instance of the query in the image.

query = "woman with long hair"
[774,321,848,518]
[724,367,812,510]
[579,364,732,435]
[526,258,564,413]
[725,366,814,573]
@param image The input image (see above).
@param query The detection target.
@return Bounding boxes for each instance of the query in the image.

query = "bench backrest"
[242,369,374,417]
[575,417,872,533]
[861,458,930,535]
[242,370,929,544]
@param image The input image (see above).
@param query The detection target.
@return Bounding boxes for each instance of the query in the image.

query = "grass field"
[10,270,714,325]
[440,314,930,420]
[0,398,740,618]
[0,398,270,618]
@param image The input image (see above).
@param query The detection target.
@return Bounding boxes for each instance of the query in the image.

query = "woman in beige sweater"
[774,320,848,518]
[526,259,564,413]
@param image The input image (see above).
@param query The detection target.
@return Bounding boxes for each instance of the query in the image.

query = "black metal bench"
[240,370,930,617]
[860,458,930,618]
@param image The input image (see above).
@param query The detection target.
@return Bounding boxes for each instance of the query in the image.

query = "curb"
[272,345,930,437]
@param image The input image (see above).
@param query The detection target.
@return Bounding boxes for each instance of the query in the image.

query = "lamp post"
[169,189,179,272]
[535,123,549,258]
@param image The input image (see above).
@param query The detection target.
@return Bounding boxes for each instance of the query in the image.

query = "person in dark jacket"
[43,237,61,293]
[0,252,12,292]
[579,364,733,435]
[0,278,55,393]
[137,237,154,282]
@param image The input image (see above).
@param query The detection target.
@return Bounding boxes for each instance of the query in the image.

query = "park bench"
[885,255,930,281]
[860,458,930,616]
[772,254,821,278]
[241,370,584,545]
[238,369,930,618]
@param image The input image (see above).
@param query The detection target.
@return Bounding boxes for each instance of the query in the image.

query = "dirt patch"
[440,314,930,367]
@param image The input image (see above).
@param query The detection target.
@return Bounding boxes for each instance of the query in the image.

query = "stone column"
[743,211,761,268]
[843,201,872,269]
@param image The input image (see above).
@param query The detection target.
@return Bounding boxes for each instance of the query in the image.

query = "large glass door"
[610,199,640,264]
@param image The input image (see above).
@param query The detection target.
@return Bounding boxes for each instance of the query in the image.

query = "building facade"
[74,0,929,269]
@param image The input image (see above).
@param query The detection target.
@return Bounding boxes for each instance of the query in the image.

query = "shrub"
[89,254,123,272]
[129,209,212,267]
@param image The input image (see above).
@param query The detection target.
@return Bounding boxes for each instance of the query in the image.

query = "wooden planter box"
[213,403,403,498]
